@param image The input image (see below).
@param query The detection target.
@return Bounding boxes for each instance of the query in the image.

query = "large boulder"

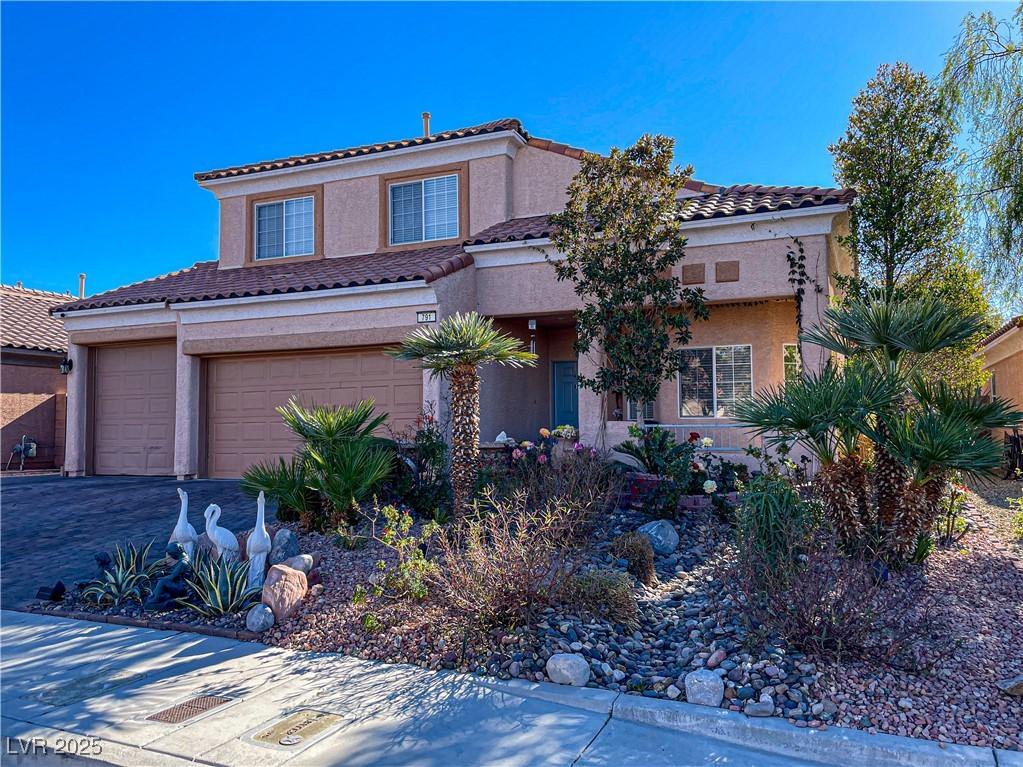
[269,529,300,567]
[545,653,591,686]
[636,519,679,556]
[261,564,307,622]
[245,603,276,633]
[684,669,724,707]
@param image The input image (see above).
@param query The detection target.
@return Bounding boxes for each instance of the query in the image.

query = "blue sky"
[1,1,1002,296]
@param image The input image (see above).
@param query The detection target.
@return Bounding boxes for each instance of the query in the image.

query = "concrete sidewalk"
[0,612,1014,767]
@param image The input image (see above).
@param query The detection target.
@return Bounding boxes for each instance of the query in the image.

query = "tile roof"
[51,243,472,313]
[1,284,70,353]
[465,184,854,246]
[982,315,1022,347]
[195,119,529,182]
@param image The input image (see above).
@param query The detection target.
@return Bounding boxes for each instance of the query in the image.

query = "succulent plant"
[178,556,260,617]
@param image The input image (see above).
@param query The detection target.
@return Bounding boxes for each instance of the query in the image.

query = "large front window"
[255,196,314,260]
[389,174,459,245]
[678,345,752,417]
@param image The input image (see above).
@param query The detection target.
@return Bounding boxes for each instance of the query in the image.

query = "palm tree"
[389,312,537,516]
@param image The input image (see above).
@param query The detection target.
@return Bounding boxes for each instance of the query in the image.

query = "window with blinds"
[389,174,459,245]
[679,345,752,417]
[255,196,314,260]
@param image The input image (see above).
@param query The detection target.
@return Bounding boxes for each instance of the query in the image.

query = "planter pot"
[628,472,668,501]
[680,494,711,510]
[551,437,575,465]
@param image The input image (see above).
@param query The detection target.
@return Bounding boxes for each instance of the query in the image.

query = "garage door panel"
[93,343,176,476]
[207,348,423,479]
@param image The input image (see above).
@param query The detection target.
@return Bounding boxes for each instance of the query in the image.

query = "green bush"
[390,410,452,519]
[364,501,439,601]
[240,457,315,523]
[566,570,639,627]
[735,473,813,585]
[611,531,656,585]
[616,426,694,480]
[1008,494,1023,541]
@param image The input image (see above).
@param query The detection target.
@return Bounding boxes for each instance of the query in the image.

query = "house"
[1,283,70,471]
[981,315,1022,450]
[52,117,854,479]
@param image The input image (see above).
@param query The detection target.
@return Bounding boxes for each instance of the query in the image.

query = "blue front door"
[552,361,579,428]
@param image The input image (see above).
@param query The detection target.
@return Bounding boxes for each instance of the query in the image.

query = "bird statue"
[246,491,272,589]
[203,503,239,563]
[169,488,198,559]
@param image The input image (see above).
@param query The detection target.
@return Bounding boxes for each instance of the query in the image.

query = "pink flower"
[574,442,583,452]
[590,448,598,458]
[538,454,548,464]
[512,448,524,460]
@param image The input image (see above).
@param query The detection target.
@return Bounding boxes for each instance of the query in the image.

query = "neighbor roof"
[1,284,70,353]
[195,118,590,182]
[982,315,1022,348]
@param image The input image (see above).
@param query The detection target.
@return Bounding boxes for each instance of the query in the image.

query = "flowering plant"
[551,424,579,441]
[703,480,717,494]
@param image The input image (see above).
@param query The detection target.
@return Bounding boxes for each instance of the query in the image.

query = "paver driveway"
[0,476,270,608]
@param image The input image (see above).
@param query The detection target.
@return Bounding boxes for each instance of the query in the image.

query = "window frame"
[626,399,655,422]
[783,343,801,387]
[387,173,460,246]
[677,344,753,419]
[244,185,323,265]
[253,195,316,261]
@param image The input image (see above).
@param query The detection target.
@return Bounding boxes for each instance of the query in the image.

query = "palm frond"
[910,377,1023,430]
[277,398,389,446]
[879,411,1003,483]
[387,312,538,378]
[304,440,394,512]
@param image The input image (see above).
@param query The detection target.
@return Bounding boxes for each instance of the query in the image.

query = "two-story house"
[53,117,854,479]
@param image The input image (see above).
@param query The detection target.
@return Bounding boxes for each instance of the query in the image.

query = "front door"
[552,361,579,428]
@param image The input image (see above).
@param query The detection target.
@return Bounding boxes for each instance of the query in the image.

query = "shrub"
[390,409,452,519]
[616,426,694,479]
[934,477,971,547]
[82,540,162,607]
[242,398,395,532]
[611,532,656,585]
[431,488,589,628]
[565,570,639,627]
[363,501,439,601]
[178,555,259,618]
[735,473,813,585]
[1008,494,1023,541]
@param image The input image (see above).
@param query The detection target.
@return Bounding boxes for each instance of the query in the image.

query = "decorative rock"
[545,653,591,686]
[261,564,307,622]
[996,675,1023,696]
[707,649,727,669]
[636,519,679,556]
[269,529,300,567]
[309,583,324,597]
[666,684,682,700]
[684,669,724,707]
[283,554,316,574]
[745,695,775,717]
[245,603,275,633]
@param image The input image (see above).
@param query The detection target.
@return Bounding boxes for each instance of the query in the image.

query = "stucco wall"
[325,176,379,257]
[476,260,581,316]
[1,354,66,468]
[511,145,579,218]
[983,331,1023,445]
[218,196,246,269]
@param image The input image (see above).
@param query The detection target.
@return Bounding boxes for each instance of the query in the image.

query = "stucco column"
[577,349,605,449]
[62,342,88,476]
[173,343,200,480]
[799,238,833,376]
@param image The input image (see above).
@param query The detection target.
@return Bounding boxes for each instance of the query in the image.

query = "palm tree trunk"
[449,363,480,517]
[817,456,870,551]
[872,420,910,557]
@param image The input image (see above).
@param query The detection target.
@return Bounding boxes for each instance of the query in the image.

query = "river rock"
[269,529,300,567]
[996,675,1023,696]
[245,603,275,633]
[545,653,591,686]
[636,519,679,556]
[261,564,307,621]
[684,669,723,707]
[282,554,316,574]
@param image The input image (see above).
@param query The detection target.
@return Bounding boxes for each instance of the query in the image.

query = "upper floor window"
[389,174,459,245]
[679,345,752,417]
[255,196,314,260]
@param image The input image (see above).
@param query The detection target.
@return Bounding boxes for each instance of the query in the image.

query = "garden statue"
[204,503,239,562]
[246,491,272,589]
[143,542,192,612]
[169,488,198,559]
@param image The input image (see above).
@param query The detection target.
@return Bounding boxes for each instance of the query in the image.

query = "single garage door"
[206,348,422,479]
[93,342,176,475]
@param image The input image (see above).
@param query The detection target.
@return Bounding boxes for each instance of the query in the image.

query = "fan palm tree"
[389,312,537,517]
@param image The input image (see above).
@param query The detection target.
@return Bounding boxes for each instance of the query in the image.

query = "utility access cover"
[147,695,233,724]
[250,709,345,751]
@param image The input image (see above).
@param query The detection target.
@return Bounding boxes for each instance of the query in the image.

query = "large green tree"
[942,2,1023,313]
[830,62,963,292]
[546,134,708,425]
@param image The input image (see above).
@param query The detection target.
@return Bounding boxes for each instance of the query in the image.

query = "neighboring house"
[52,117,854,479]
[1,284,70,470]
[981,315,1022,448]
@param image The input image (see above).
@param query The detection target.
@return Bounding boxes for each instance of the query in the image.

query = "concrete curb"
[470,675,619,714]
[612,694,999,767]
[9,604,261,641]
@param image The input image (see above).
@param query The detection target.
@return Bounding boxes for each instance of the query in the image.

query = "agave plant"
[388,312,537,517]
[82,540,162,606]
[178,556,259,618]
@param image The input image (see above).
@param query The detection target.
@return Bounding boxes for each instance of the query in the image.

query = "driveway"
[0,476,270,608]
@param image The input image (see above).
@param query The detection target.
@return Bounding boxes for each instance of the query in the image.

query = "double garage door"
[92,343,421,478]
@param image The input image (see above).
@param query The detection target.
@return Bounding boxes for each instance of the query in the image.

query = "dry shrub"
[564,570,639,628]
[431,488,590,629]
[611,532,656,585]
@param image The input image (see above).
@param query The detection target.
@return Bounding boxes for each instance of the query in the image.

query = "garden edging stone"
[611,693,999,767]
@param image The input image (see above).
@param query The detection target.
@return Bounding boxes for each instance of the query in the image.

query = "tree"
[830,62,962,292]
[942,2,1023,313]
[546,134,708,426]
[388,312,536,517]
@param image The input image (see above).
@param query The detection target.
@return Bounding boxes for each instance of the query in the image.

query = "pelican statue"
[246,491,272,589]
[169,488,198,559]
[203,503,239,563]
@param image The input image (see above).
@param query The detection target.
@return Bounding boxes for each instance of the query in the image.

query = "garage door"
[206,349,422,479]
[93,343,176,475]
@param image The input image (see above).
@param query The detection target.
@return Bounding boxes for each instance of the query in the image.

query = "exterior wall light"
[59,358,73,375]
